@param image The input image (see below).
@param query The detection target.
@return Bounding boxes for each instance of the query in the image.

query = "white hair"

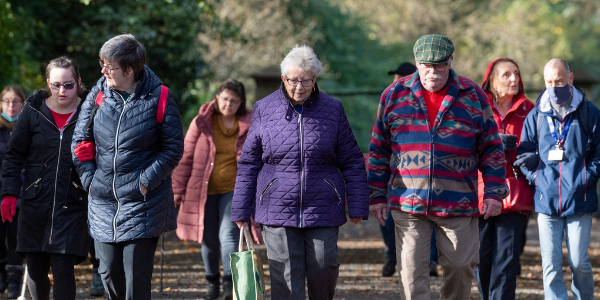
[280,45,323,77]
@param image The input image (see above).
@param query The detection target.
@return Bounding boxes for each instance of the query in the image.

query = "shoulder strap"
[156,85,168,124]
[82,91,104,132]
[578,99,592,153]
[95,91,105,106]
[536,111,544,154]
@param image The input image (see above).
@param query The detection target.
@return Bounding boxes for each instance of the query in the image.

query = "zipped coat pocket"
[259,178,278,203]
[324,178,343,204]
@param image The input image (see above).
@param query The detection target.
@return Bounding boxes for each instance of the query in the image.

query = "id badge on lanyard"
[546,115,570,161]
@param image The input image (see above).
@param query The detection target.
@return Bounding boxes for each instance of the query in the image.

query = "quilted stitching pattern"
[232,86,369,228]
[72,67,183,242]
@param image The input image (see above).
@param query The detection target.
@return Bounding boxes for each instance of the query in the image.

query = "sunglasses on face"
[49,82,76,90]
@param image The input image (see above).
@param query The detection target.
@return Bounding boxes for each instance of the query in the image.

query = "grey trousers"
[262,225,340,300]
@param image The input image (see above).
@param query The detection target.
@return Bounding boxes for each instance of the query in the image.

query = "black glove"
[499,134,519,151]
[514,152,539,171]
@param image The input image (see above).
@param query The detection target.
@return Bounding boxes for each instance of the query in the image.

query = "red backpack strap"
[95,91,104,106]
[83,91,105,132]
[156,85,168,124]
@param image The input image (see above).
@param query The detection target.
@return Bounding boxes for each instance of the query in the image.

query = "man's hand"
[514,152,539,171]
[481,198,502,220]
[499,134,519,151]
[370,203,388,226]
[235,221,250,229]
[350,217,362,224]
[174,194,185,206]
[140,184,148,195]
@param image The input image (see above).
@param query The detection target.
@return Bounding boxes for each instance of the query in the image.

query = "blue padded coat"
[72,67,184,242]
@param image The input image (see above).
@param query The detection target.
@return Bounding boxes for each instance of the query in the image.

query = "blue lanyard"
[546,115,571,149]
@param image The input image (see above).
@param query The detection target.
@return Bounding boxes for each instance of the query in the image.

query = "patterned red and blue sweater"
[367,70,509,217]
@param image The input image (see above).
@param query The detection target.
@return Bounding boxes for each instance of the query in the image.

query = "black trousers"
[0,208,22,266]
[26,252,77,300]
[95,237,159,300]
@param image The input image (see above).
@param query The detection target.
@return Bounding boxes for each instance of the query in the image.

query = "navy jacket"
[518,87,600,216]
[231,84,369,228]
[72,67,184,242]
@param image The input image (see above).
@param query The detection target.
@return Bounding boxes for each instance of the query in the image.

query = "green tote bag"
[230,225,265,300]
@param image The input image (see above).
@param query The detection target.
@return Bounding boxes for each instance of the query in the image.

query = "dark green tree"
[7,0,225,105]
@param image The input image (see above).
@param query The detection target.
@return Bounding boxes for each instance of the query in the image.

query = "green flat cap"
[413,34,454,64]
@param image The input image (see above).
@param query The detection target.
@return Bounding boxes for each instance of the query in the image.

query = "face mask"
[1,112,18,122]
[547,85,571,105]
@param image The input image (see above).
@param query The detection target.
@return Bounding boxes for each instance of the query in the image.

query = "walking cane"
[160,233,164,293]
[16,266,27,300]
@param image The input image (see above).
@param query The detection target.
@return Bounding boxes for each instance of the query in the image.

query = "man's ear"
[568,72,574,87]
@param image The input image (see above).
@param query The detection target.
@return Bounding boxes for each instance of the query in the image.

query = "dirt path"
[4,213,600,299]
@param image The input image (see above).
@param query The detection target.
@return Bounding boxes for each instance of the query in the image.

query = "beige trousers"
[392,210,479,300]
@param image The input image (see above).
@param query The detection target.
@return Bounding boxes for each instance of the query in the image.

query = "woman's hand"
[1,196,17,223]
[140,183,148,195]
[235,221,250,229]
[174,194,185,206]
[350,217,362,224]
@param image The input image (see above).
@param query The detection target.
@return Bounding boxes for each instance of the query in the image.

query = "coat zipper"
[30,106,75,245]
[298,106,304,228]
[112,92,131,241]
[324,179,342,204]
[259,178,278,202]
[584,158,587,201]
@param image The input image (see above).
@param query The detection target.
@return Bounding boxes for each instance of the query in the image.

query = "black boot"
[223,275,233,300]
[6,265,23,299]
[206,275,220,300]
[0,263,7,293]
[382,259,396,277]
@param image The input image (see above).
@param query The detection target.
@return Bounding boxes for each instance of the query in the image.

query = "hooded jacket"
[72,67,184,243]
[172,100,261,244]
[477,59,535,213]
[367,69,509,217]
[518,86,600,216]
[231,84,369,227]
[2,90,91,259]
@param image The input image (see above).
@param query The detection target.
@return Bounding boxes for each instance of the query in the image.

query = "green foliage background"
[1,0,600,151]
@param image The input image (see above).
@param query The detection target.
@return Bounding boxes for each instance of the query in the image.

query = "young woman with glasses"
[172,79,262,300]
[0,56,91,300]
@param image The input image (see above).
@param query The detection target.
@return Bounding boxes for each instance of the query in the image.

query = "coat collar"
[409,69,461,129]
[536,86,584,115]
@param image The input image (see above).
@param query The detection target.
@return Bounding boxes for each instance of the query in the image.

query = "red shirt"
[49,108,72,129]
[423,85,450,125]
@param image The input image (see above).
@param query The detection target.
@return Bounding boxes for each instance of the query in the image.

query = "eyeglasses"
[285,76,315,87]
[49,82,76,90]
[221,99,241,105]
[419,61,449,72]
[1,100,22,106]
[99,59,121,73]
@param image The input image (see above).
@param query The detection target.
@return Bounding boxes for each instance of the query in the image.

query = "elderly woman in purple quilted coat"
[232,45,369,300]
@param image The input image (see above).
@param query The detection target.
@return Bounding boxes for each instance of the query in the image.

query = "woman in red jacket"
[476,58,535,300]
[172,79,261,300]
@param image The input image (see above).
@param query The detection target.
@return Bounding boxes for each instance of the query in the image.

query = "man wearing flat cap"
[367,34,508,299]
